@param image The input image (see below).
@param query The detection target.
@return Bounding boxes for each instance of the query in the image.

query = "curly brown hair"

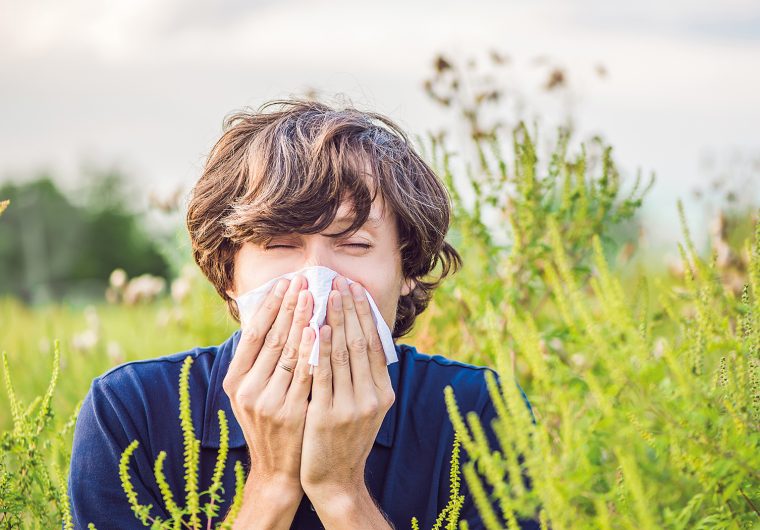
[186,97,462,339]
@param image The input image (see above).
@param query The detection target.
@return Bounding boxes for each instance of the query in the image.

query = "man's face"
[226,194,415,333]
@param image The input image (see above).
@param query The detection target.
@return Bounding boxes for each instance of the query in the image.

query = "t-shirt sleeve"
[456,370,540,530]
[67,375,169,529]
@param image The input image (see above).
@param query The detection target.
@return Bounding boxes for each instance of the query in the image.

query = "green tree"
[0,172,170,304]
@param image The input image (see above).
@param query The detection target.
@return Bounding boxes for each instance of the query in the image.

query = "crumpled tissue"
[235,265,398,373]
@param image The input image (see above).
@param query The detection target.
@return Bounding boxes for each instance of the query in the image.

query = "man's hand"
[221,274,316,528]
[300,276,395,528]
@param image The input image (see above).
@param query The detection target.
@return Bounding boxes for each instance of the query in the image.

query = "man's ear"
[401,278,416,297]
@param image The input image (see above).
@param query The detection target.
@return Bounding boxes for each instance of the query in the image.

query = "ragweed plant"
[442,204,760,529]
[411,431,466,530]
[0,340,78,529]
[413,121,652,364]
[118,356,245,529]
[419,51,652,324]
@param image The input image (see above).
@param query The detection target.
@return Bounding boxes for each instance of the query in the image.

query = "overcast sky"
[2,0,759,254]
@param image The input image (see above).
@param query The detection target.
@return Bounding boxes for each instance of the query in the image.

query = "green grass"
[0,274,237,434]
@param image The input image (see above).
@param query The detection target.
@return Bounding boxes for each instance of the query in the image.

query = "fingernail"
[275,279,289,296]
[332,291,342,310]
[350,282,364,299]
[298,289,308,308]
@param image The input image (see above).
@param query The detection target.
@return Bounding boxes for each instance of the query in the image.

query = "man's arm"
[308,484,394,530]
[220,473,303,529]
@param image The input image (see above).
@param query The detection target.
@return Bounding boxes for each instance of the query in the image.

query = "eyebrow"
[322,214,383,236]
[332,214,383,227]
[264,214,384,242]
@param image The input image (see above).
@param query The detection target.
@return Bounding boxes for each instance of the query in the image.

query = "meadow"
[1,108,758,528]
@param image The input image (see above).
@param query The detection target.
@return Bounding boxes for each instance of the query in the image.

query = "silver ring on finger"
[277,361,295,373]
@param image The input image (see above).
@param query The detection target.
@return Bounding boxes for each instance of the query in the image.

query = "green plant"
[118,356,245,529]
[1,340,78,529]
[410,50,652,363]
[0,334,245,529]
[442,205,760,529]
[410,119,652,369]
[411,431,466,530]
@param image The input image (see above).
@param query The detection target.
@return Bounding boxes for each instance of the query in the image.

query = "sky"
[1,0,759,256]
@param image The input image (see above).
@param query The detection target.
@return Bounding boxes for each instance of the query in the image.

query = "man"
[67,98,535,529]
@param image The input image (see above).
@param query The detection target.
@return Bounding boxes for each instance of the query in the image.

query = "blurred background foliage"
[0,171,171,305]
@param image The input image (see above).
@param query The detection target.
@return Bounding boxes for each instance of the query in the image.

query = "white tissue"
[235,265,398,372]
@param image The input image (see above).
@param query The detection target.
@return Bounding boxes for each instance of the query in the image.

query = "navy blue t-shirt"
[67,329,537,529]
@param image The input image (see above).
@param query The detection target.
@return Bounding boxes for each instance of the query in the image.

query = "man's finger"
[285,325,316,407]
[336,277,373,391]
[327,289,353,404]
[227,278,290,382]
[350,281,391,391]
[272,285,314,400]
[250,276,305,382]
[311,325,333,407]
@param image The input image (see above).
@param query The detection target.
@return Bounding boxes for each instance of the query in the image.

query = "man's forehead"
[332,199,387,228]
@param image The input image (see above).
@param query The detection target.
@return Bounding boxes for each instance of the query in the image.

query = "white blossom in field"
[157,306,184,327]
[570,353,588,370]
[171,264,198,304]
[549,337,565,355]
[72,329,98,353]
[105,286,119,304]
[652,337,666,360]
[84,305,99,331]
[171,276,191,304]
[72,306,101,353]
[107,340,124,364]
[109,268,128,289]
[123,274,166,304]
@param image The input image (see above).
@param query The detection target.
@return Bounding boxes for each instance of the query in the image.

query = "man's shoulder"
[91,341,220,401]
[403,345,496,372]
[397,344,498,413]
[78,339,229,450]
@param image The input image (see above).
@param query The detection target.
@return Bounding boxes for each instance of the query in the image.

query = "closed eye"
[266,244,372,249]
